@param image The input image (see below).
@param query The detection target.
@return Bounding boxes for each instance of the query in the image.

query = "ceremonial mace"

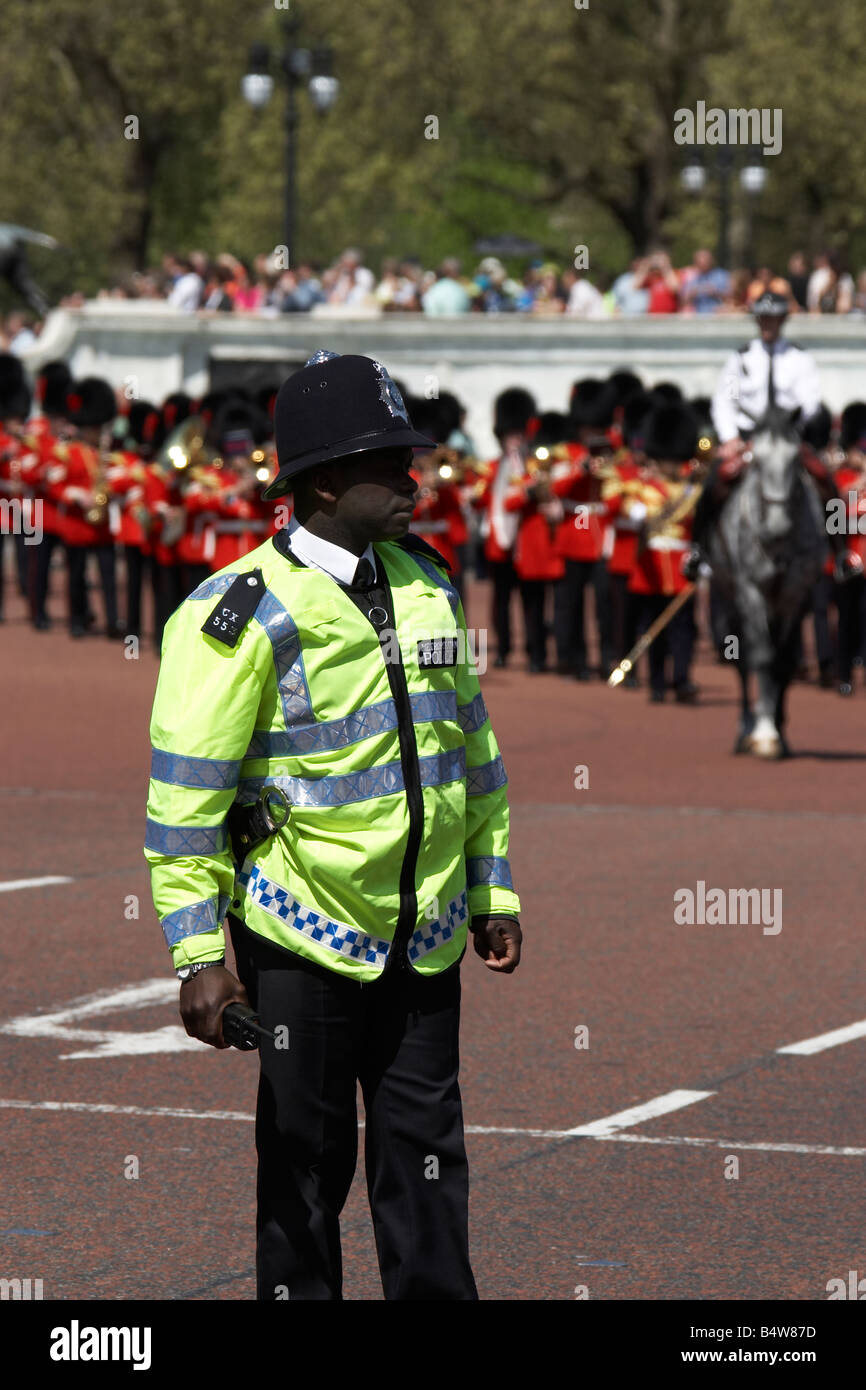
[607,582,697,688]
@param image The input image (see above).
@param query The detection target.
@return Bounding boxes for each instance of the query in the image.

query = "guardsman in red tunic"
[404,396,469,596]
[203,403,274,572]
[409,446,465,576]
[0,354,32,622]
[20,361,74,630]
[512,413,566,671]
[626,403,701,703]
[176,451,226,592]
[600,389,654,685]
[50,377,122,638]
[107,400,164,639]
[148,393,204,648]
[833,402,866,695]
[474,387,538,667]
[550,379,617,679]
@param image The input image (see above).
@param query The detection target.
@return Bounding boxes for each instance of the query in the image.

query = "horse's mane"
[751,405,802,445]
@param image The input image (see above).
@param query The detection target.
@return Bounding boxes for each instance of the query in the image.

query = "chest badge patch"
[417,636,459,668]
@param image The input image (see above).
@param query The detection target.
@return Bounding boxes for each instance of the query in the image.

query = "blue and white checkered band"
[304,349,341,367]
[372,360,409,423]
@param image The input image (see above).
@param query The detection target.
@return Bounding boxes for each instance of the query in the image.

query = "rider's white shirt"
[711,337,822,443]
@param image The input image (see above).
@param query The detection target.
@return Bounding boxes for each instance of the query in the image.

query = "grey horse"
[706,407,827,758]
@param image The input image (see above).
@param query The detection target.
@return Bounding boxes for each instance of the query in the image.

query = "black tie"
[766,344,776,409]
[352,557,376,590]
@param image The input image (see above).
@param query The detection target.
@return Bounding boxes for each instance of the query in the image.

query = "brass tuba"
[157,415,214,478]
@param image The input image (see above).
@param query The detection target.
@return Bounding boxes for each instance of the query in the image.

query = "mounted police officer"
[687,291,857,580]
[145,351,523,1301]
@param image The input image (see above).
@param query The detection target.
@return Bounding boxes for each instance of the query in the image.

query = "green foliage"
[0,0,863,297]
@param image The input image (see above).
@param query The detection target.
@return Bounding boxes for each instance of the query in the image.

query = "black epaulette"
[201,568,266,648]
[737,343,750,354]
[395,532,453,573]
[786,342,804,352]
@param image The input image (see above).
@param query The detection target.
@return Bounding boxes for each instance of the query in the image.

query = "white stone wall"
[23,303,866,458]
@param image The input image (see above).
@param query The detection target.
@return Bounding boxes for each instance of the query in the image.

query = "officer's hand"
[718,438,748,478]
[472,916,522,973]
[179,966,249,1049]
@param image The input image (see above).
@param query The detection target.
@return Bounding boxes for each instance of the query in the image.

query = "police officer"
[145,351,523,1301]
[690,290,856,580]
[711,290,821,453]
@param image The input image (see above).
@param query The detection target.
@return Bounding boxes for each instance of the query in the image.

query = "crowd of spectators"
[5,246,866,350]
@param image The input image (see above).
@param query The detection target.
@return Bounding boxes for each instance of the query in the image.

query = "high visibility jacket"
[145,534,520,981]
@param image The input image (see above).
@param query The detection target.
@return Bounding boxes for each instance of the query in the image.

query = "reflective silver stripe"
[144,819,228,856]
[458,692,488,734]
[466,755,507,797]
[420,747,465,788]
[407,890,469,962]
[160,894,230,947]
[244,689,457,759]
[236,748,465,809]
[187,573,240,601]
[150,748,241,790]
[252,588,314,728]
[240,864,391,967]
[407,550,461,618]
[466,855,513,890]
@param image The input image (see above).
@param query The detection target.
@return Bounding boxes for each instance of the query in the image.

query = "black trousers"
[151,560,185,652]
[66,543,118,631]
[229,918,478,1302]
[635,592,696,695]
[519,579,550,667]
[837,573,866,682]
[487,557,517,660]
[182,562,210,597]
[124,544,147,637]
[554,558,613,675]
[29,529,63,623]
[608,571,639,663]
[808,573,835,673]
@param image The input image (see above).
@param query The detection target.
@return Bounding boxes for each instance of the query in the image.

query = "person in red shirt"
[474,387,538,667]
[833,402,866,695]
[635,251,681,314]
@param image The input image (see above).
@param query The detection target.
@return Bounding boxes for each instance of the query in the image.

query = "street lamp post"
[242,16,339,260]
[680,146,768,269]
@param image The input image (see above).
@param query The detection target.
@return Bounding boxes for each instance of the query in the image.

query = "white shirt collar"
[285,515,376,586]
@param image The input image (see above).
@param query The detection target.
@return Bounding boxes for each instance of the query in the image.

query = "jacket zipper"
[372,565,423,972]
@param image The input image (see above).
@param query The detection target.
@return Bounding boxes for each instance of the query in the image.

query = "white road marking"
[0,1100,863,1158]
[593,1133,866,1158]
[561,1089,715,1137]
[777,1019,866,1056]
[0,1098,253,1123]
[0,875,73,893]
[0,979,198,1058]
